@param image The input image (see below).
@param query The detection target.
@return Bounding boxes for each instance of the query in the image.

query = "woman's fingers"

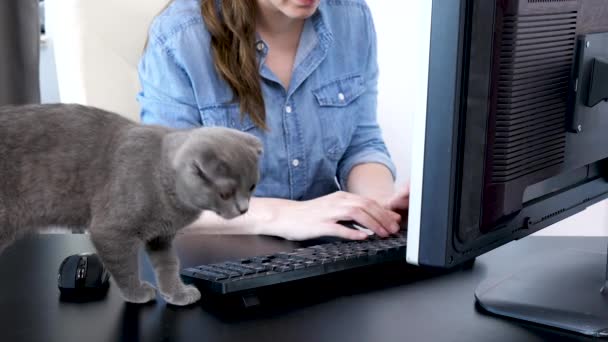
[349,208,390,237]
[342,193,400,235]
[385,185,410,212]
[389,194,409,211]
[331,203,392,237]
[324,224,368,240]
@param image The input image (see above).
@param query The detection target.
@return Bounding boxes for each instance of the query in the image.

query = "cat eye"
[220,190,236,201]
[249,184,256,192]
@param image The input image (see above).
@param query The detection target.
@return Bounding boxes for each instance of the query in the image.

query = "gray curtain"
[0,0,40,105]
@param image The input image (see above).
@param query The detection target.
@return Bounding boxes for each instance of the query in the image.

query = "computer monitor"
[407,0,608,337]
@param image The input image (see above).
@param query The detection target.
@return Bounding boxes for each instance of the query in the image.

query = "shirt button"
[256,42,265,52]
[338,92,345,101]
[292,159,300,167]
[285,105,293,113]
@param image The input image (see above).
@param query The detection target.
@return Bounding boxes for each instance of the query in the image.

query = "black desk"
[0,234,603,342]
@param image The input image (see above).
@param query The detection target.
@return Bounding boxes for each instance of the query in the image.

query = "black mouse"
[58,253,110,299]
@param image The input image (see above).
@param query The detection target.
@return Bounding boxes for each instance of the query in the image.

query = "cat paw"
[161,284,201,306]
[121,281,157,304]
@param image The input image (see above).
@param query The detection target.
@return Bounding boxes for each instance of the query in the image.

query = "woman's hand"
[259,191,401,241]
[383,183,409,216]
[345,164,408,223]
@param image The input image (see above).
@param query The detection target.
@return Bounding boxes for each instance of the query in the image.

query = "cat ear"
[250,139,263,156]
[194,148,225,182]
[193,161,212,183]
[254,144,263,156]
[237,133,263,156]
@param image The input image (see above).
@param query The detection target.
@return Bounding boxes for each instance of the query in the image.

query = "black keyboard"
[181,232,407,295]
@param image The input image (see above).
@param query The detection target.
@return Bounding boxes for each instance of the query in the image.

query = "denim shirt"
[138,0,396,200]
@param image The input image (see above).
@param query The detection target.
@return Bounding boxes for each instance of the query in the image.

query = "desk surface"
[0,234,603,342]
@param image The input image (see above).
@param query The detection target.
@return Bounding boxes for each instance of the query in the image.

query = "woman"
[138,0,409,241]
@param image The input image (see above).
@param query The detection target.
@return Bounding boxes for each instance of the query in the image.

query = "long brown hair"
[201,0,266,129]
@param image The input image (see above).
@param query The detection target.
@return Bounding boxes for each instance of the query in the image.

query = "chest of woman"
[184,34,371,198]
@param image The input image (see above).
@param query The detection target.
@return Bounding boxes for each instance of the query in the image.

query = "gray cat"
[0,103,261,306]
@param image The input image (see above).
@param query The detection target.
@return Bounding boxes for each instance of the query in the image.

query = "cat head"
[166,127,262,220]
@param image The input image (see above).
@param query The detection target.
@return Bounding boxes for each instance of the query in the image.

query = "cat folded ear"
[197,146,229,177]
[249,138,263,156]
[253,143,263,156]
[192,160,212,183]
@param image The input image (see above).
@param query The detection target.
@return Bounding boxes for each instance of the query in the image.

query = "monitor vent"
[528,0,574,3]
[491,11,577,183]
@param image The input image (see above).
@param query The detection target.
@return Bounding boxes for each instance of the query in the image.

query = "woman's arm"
[347,163,409,217]
[346,163,395,204]
[180,198,276,236]
[137,31,203,128]
[181,192,401,240]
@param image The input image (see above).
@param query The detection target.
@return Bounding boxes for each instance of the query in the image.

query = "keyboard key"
[276,252,291,259]
[195,270,228,281]
[225,262,256,275]
[268,263,284,271]
[197,265,231,276]
[218,265,249,275]
[253,265,269,273]
[209,265,241,277]
[277,266,293,272]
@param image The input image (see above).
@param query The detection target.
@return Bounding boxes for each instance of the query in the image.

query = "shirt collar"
[255,5,334,92]
[254,5,334,58]
[310,4,334,49]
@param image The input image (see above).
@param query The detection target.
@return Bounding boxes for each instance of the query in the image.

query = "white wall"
[367,0,429,187]
[46,0,168,121]
[367,0,608,236]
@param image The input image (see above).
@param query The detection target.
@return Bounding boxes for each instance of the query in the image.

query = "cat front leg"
[146,235,201,306]
[89,230,157,304]
[0,220,18,256]
[0,229,16,256]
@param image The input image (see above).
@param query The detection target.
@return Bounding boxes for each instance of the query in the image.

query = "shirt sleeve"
[137,38,202,129]
[337,8,397,190]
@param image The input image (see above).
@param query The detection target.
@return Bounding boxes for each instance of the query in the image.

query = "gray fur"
[0,103,261,305]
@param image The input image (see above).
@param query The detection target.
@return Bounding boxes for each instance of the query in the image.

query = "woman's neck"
[255,0,308,89]
[256,1,305,38]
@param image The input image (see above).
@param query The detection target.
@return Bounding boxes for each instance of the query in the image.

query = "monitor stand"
[475,244,608,338]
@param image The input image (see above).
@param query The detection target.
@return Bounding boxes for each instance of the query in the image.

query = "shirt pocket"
[199,103,258,133]
[312,74,366,160]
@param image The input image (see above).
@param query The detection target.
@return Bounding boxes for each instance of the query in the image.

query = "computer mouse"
[58,253,110,298]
